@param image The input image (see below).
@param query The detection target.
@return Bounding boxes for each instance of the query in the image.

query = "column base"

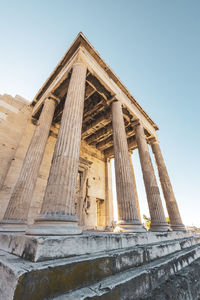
[26,220,82,236]
[26,213,82,236]
[150,222,171,232]
[0,220,26,232]
[171,223,186,231]
[114,220,146,233]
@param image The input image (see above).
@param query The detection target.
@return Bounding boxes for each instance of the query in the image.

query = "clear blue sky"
[0,0,199,226]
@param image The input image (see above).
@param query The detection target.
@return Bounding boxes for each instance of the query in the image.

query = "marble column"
[105,158,114,227]
[135,122,170,231]
[111,101,145,232]
[0,95,59,231]
[129,151,141,222]
[26,59,87,235]
[151,139,185,231]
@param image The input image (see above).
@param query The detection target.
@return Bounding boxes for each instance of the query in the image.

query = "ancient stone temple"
[0,33,200,300]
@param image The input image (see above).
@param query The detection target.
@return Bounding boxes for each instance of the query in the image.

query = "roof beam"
[96,135,113,151]
[83,98,106,120]
[85,82,96,100]
[96,125,135,151]
[86,74,111,101]
[82,112,111,139]
[85,124,113,145]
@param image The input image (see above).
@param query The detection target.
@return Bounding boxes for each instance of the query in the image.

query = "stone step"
[0,236,199,300]
[0,231,198,262]
[142,257,200,300]
[54,244,200,300]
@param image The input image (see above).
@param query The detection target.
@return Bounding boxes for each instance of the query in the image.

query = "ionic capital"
[130,119,142,132]
[148,136,159,146]
[47,93,60,106]
[107,95,117,105]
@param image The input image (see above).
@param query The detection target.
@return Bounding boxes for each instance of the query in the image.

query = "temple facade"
[2,33,200,300]
[0,32,185,234]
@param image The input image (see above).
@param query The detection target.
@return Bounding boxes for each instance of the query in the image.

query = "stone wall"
[0,94,30,218]
[0,117,35,221]
[0,94,30,189]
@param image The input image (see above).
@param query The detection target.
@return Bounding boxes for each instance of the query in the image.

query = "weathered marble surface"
[135,123,169,232]
[1,96,58,231]
[151,140,185,231]
[0,231,198,262]
[143,257,200,300]
[55,246,200,300]
[112,101,144,232]
[0,232,199,300]
[0,94,30,190]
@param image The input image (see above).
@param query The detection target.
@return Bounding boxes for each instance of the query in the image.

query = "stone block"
[0,231,196,262]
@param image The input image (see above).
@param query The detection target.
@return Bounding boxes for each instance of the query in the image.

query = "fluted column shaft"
[1,96,58,231]
[105,158,114,227]
[112,101,145,232]
[135,123,169,231]
[27,60,87,235]
[151,141,185,230]
[129,152,141,222]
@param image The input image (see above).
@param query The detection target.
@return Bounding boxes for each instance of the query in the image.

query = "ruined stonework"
[0,33,199,300]
[0,94,30,217]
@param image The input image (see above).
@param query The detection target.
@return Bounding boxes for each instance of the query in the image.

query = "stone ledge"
[54,245,200,300]
[0,231,198,262]
[142,257,200,300]
[0,240,200,300]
